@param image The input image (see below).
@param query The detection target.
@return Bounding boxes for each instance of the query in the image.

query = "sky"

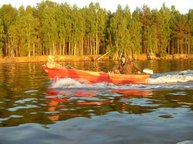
[0,0,192,14]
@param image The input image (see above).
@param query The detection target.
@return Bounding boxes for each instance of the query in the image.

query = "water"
[0,60,193,144]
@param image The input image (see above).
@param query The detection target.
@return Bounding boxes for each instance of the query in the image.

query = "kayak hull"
[42,65,150,84]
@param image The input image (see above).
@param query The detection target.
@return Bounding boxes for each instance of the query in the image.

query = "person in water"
[112,56,141,74]
[46,55,62,68]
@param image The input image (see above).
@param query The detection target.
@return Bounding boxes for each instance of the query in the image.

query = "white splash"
[149,70,193,84]
[51,78,83,88]
[50,70,193,90]
[176,140,193,144]
[50,78,147,90]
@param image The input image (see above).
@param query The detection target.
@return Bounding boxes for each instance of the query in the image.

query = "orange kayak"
[42,65,150,84]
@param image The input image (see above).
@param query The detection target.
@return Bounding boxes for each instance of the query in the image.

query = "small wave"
[50,70,193,91]
[176,140,193,144]
[51,78,83,88]
[150,70,193,84]
[50,78,148,90]
[51,78,112,89]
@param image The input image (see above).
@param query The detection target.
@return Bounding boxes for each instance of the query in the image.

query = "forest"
[0,1,193,59]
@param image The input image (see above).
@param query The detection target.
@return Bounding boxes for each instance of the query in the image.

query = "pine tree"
[0,4,17,56]
[188,10,193,53]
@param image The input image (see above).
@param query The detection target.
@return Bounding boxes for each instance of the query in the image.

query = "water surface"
[0,60,193,144]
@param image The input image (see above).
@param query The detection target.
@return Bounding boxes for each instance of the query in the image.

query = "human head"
[121,56,126,64]
[48,55,54,61]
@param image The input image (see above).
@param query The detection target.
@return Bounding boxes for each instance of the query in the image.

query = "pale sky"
[0,0,192,14]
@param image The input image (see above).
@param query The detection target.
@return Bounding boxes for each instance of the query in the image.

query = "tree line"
[0,1,193,59]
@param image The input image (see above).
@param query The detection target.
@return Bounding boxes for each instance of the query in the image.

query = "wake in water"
[51,78,150,90]
[149,69,193,84]
[50,70,193,91]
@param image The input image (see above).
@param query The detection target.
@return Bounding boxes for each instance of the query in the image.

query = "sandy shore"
[0,54,193,63]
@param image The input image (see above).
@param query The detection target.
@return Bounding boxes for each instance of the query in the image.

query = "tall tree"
[188,9,193,54]
[0,4,17,56]
[158,4,172,56]
[55,3,70,55]
[37,1,58,55]
[140,5,152,55]
[0,1,193,58]
[14,6,39,56]
[170,6,190,54]
[130,8,142,58]
[0,18,4,56]
[109,5,132,58]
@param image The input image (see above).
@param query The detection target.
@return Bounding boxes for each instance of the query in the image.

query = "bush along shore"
[0,54,193,63]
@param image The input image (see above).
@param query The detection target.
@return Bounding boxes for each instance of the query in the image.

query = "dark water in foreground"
[0,60,193,144]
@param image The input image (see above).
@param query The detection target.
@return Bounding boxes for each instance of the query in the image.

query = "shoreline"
[0,54,193,63]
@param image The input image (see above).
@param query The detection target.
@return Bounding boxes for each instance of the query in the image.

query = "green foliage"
[0,1,193,58]
[0,18,4,56]
[0,4,17,56]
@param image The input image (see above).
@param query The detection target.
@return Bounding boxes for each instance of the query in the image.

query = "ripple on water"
[168,92,187,96]
[176,140,193,144]
[127,98,160,107]
[8,105,39,111]
[24,90,39,93]
[15,98,38,104]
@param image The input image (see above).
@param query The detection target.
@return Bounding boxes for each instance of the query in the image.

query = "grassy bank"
[0,54,193,63]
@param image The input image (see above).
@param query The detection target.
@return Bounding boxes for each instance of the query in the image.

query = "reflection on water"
[45,87,153,121]
[45,77,193,122]
[0,61,193,144]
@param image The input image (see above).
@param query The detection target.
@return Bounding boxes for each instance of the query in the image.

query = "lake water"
[0,60,193,144]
